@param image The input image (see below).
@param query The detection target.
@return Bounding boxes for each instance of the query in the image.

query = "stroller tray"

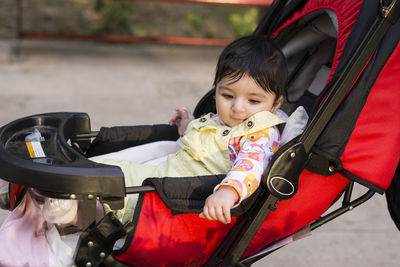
[0,112,125,207]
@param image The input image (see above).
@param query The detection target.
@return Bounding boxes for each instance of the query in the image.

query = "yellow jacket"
[94,110,283,223]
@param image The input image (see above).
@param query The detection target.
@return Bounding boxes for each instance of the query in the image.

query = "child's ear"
[271,96,284,113]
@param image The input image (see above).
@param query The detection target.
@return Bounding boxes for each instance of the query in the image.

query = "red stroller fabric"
[115,0,400,265]
[341,43,400,190]
[116,172,349,266]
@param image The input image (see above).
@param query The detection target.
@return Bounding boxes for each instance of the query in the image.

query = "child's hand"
[199,186,239,224]
[169,107,194,135]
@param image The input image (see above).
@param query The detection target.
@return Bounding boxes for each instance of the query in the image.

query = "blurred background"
[0,0,267,128]
[0,0,265,40]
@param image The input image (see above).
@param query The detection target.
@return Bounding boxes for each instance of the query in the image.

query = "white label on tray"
[26,141,46,158]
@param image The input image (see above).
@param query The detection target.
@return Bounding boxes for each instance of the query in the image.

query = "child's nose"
[232,99,245,113]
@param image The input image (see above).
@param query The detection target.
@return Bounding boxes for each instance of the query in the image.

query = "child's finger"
[222,205,231,224]
[177,107,188,112]
[176,107,187,115]
[176,109,187,119]
[177,107,191,119]
[215,206,228,224]
[168,118,175,125]
[207,206,217,221]
[201,206,212,221]
[168,113,181,125]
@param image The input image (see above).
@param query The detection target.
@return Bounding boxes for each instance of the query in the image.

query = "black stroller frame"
[0,0,399,266]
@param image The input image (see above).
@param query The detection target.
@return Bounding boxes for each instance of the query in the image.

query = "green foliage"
[185,12,207,34]
[206,27,217,38]
[93,0,134,35]
[183,7,261,38]
[229,8,259,38]
[185,12,218,38]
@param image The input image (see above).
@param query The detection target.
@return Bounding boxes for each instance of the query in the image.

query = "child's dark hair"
[213,35,288,100]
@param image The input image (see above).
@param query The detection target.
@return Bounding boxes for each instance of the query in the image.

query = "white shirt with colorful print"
[212,114,280,205]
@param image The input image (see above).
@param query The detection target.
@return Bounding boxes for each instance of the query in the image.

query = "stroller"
[0,0,399,266]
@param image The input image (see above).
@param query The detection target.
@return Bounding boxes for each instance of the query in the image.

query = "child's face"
[215,74,281,127]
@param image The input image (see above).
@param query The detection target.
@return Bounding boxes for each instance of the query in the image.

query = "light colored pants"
[90,140,181,165]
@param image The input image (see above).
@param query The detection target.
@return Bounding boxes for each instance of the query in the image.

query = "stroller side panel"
[272,0,400,191]
[341,43,400,190]
[115,171,349,266]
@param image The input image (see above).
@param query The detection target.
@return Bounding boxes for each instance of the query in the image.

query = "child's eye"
[249,99,260,104]
[222,94,233,99]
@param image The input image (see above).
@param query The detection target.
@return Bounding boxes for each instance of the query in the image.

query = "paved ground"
[0,39,399,266]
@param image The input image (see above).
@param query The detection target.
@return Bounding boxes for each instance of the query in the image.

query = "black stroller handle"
[0,112,125,209]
